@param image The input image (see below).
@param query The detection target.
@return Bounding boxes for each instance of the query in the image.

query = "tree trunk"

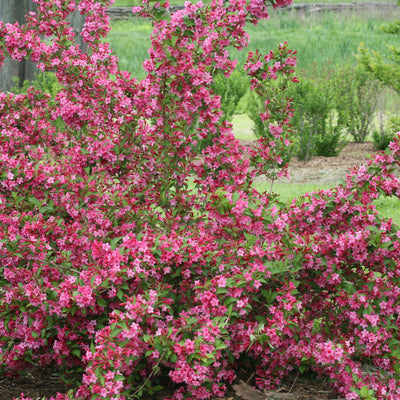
[0,2,87,92]
[67,10,88,54]
[0,0,37,92]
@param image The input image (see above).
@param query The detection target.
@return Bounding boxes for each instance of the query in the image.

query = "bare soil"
[0,142,374,400]
[0,368,345,400]
[279,141,377,185]
[239,140,377,186]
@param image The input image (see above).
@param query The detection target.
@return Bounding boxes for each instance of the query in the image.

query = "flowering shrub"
[1,1,400,400]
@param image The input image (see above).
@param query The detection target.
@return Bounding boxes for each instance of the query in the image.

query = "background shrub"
[288,75,345,160]
[212,68,248,122]
[195,69,248,151]
[11,71,60,98]
[332,64,381,143]
[373,114,400,150]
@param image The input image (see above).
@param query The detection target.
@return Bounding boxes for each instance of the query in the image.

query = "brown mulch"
[0,367,346,400]
[247,141,377,186]
[281,141,377,185]
[230,375,344,400]
[0,366,68,400]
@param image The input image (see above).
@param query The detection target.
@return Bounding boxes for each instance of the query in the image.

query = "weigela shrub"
[1,1,400,400]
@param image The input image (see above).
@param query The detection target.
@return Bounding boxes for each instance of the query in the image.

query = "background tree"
[358,1,400,149]
[67,7,88,54]
[0,0,38,92]
[0,0,87,92]
[358,0,400,93]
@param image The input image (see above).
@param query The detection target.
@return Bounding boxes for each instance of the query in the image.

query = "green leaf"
[224,297,237,306]
[117,289,125,301]
[110,236,122,250]
[232,192,240,203]
[119,320,128,331]
[83,166,92,175]
[170,353,177,363]
[40,206,55,214]
[47,290,58,301]
[110,328,122,339]
[29,196,41,208]
[71,348,81,357]
[183,29,194,37]
[298,364,308,374]
[215,342,227,351]
[97,297,107,308]
[183,16,195,27]
[171,36,179,47]
[360,386,370,398]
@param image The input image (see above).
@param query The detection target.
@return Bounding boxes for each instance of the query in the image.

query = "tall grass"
[107,10,400,80]
[230,10,400,75]
[107,18,152,80]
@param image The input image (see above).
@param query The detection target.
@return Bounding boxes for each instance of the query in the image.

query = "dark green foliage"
[373,129,394,150]
[11,71,60,98]
[281,64,381,160]
[358,0,400,95]
[212,69,248,122]
[373,115,400,150]
[197,69,248,151]
[357,1,400,149]
[247,70,349,161]
[288,75,346,160]
[248,91,269,139]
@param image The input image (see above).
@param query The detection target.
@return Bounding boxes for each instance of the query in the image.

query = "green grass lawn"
[231,114,255,141]
[106,18,152,80]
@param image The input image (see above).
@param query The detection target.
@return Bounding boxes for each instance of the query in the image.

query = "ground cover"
[0,367,346,399]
